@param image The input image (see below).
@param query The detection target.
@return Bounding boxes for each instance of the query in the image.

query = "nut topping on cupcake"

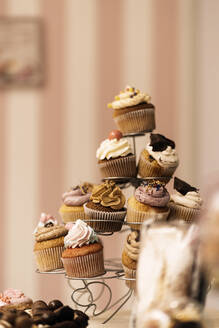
[108,86,151,110]
[90,180,125,210]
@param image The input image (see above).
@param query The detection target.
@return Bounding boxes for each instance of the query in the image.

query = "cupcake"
[84,180,126,232]
[59,182,93,223]
[138,133,179,180]
[168,177,203,223]
[108,85,155,134]
[122,230,140,290]
[62,220,105,278]
[126,181,170,230]
[0,289,33,312]
[34,213,68,272]
[96,130,136,178]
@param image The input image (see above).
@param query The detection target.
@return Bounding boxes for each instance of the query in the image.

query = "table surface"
[88,309,219,327]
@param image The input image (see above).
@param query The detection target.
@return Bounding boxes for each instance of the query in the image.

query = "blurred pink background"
[0,0,218,310]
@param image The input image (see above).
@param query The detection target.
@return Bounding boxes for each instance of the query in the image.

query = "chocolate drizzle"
[150,133,175,151]
[174,177,197,196]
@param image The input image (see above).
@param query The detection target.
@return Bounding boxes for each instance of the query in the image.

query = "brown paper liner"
[168,202,201,223]
[84,204,126,232]
[122,264,136,290]
[126,204,170,230]
[113,107,155,134]
[138,150,176,181]
[59,208,86,223]
[34,245,64,272]
[98,155,136,178]
[62,250,105,278]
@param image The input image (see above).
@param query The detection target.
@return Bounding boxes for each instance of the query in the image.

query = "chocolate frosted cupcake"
[96,130,136,178]
[34,213,68,272]
[108,86,155,134]
[168,177,203,223]
[126,181,170,230]
[122,231,140,290]
[138,133,179,180]
[59,182,93,223]
[62,220,105,278]
[84,180,126,232]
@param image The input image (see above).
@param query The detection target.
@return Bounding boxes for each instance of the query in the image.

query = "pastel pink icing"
[135,185,170,207]
[64,219,98,248]
[62,188,91,206]
[0,288,32,305]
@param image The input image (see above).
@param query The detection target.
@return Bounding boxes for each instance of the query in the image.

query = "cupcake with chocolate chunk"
[108,86,155,134]
[34,213,68,272]
[84,180,126,232]
[138,133,179,180]
[96,130,136,178]
[59,182,93,223]
[169,177,203,223]
[126,181,170,230]
[122,231,140,289]
[62,220,105,278]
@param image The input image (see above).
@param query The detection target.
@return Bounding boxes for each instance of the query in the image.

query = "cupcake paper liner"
[126,204,170,230]
[34,245,64,272]
[59,208,86,223]
[114,107,155,134]
[122,264,136,290]
[62,250,105,278]
[138,150,176,180]
[168,202,201,223]
[98,155,136,178]
[84,204,126,232]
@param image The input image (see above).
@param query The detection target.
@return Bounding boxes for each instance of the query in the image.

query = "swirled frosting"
[90,181,125,210]
[135,182,170,207]
[64,219,98,248]
[34,213,58,233]
[124,231,140,261]
[171,191,203,209]
[96,138,133,160]
[108,86,151,110]
[0,289,32,305]
[35,224,67,242]
[146,144,179,168]
[62,188,91,206]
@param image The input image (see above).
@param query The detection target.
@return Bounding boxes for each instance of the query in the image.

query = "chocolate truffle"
[54,306,74,322]
[48,299,63,311]
[15,316,32,328]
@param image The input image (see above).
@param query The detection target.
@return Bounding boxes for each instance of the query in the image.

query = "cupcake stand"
[36,131,161,324]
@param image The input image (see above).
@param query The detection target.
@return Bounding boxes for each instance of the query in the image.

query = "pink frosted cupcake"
[59,183,93,223]
[62,220,105,278]
[126,181,170,229]
[0,289,33,311]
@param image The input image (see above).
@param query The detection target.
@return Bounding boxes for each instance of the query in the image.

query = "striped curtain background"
[0,0,218,306]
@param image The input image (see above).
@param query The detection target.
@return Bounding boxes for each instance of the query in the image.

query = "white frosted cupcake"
[108,86,155,134]
[168,177,203,223]
[96,130,136,178]
[138,133,179,180]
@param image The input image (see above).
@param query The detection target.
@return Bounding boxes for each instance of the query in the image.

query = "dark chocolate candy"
[32,300,48,309]
[53,321,78,328]
[1,313,16,325]
[40,311,57,325]
[16,311,31,318]
[54,306,74,322]
[15,316,32,328]
[74,310,89,328]
[150,133,175,151]
[174,177,197,196]
[48,299,63,311]
[174,321,202,328]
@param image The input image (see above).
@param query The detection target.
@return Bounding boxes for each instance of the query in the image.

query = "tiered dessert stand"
[36,129,171,324]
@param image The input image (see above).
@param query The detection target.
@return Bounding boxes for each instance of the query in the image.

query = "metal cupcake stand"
[36,130,171,324]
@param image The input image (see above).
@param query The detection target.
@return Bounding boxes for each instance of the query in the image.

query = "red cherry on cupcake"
[108,130,123,141]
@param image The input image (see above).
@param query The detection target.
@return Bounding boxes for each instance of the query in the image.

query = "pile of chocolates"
[0,299,89,328]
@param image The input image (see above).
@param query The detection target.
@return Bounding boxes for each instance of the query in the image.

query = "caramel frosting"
[96,138,133,160]
[124,231,140,261]
[34,213,58,233]
[135,182,170,207]
[108,86,151,110]
[35,225,68,242]
[90,180,125,210]
[64,219,98,248]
